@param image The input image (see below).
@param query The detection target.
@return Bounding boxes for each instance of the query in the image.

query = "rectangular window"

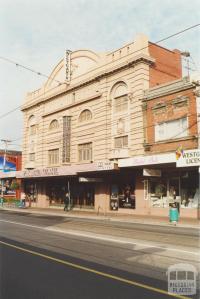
[48,149,59,165]
[29,153,35,162]
[155,117,188,141]
[78,143,92,162]
[114,136,128,148]
[114,96,128,113]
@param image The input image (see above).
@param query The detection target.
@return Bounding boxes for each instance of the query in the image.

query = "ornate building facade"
[19,34,199,218]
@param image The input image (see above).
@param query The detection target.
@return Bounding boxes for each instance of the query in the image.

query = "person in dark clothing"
[64,192,70,211]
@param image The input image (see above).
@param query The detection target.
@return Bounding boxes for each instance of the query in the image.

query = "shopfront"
[148,169,198,210]
[23,179,39,206]
[16,161,118,210]
[108,171,136,211]
[46,177,95,209]
[0,171,21,200]
[119,152,199,218]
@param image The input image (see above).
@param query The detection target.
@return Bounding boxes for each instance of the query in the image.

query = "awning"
[16,161,118,179]
[16,166,76,178]
[119,153,176,168]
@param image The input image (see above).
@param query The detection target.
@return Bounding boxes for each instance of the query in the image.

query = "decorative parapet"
[142,77,194,101]
[22,53,154,111]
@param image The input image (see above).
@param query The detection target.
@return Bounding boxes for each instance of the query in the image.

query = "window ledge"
[146,135,197,146]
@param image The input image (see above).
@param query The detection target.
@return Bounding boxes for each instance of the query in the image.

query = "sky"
[0,0,199,151]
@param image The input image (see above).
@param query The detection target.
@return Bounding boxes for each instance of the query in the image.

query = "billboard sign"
[0,155,16,172]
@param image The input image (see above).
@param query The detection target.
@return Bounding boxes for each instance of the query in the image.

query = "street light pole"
[193,79,200,219]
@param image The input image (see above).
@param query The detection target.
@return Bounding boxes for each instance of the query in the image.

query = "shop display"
[110,183,135,209]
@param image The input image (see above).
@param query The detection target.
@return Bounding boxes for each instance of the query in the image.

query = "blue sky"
[0,0,199,150]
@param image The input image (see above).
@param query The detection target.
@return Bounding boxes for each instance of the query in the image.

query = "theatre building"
[119,77,199,218]
[20,34,196,216]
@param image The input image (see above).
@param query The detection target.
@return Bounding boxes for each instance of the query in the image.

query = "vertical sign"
[65,50,71,82]
[62,116,71,163]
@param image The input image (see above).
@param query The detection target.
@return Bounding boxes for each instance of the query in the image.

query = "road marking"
[0,219,199,256]
[0,240,191,299]
[0,219,43,230]
[45,227,200,256]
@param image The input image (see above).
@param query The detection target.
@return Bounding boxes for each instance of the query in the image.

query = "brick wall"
[144,87,198,153]
[149,43,182,87]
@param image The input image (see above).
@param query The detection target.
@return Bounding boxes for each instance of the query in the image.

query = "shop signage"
[79,177,103,183]
[143,168,161,177]
[62,116,71,163]
[16,166,76,178]
[176,149,200,167]
[119,153,176,167]
[65,50,71,82]
[97,160,118,171]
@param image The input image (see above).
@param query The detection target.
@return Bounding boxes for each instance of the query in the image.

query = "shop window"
[149,172,198,209]
[150,179,167,208]
[25,182,38,203]
[114,135,128,148]
[0,179,17,196]
[78,143,92,162]
[29,153,35,162]
[49,119,59,130]
[110,182,135,210]
[155,117,188,141]
[48,149,59,165]
[180,173,198,208]
[79,110,92,123]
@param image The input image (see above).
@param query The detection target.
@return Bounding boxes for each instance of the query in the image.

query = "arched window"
[28,115,36,126]
[49,119,59,130]
[79,109,92,122]
[28,115,37,136]
[112,83,128,114]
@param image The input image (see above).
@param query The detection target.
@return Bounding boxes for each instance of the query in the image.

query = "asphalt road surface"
[0,210,199,299]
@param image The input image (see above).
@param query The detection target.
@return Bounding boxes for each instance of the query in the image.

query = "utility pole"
[192,78,200,219]
[1,139,11,199]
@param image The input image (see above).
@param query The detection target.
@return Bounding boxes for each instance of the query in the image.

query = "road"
[0,210,199,299]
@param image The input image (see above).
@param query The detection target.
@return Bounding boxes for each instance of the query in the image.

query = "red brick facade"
[143,84,198,154]
[149,42,182,87]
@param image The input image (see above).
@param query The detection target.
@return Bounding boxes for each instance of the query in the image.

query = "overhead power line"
[0,56,64,85]
[0,23,199,121]
[0,105,22,119]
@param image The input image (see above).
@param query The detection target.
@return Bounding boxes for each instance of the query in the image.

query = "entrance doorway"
[71,183,95,209]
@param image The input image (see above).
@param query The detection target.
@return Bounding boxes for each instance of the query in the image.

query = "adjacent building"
[119,77,199,218]
[0,150,22,199]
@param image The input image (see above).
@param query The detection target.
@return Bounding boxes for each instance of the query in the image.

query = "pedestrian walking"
[64,192,70,211]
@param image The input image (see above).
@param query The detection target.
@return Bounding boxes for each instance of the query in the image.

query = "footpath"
[1,205,199,229]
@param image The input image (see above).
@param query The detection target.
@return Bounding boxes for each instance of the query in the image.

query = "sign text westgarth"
[176,149,200,167]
